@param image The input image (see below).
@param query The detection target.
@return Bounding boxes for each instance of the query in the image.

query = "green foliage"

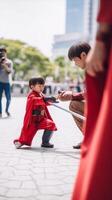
[0,38,55,80]
[54,56,84,82]
[54,56,66,68]
[0,38,84,82]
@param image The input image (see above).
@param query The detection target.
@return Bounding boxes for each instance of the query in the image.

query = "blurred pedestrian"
[72,0,112,199]
[0,46,13,117]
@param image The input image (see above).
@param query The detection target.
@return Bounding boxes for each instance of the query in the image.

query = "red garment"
[97,0,112,23]
[15,91,57,146]
[72,0,112,200]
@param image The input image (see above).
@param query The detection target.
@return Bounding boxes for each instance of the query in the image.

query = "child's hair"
[68,42,91,61]
[29,77,45,88]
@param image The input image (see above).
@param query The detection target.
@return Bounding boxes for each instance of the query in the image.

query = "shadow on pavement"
[19,146,80,159]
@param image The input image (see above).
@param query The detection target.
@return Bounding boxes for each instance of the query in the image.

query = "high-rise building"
[84,0,99,38]
[66,0,84,33]
[52,0,98,59]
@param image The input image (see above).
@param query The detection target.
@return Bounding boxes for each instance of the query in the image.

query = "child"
[13,77,57,149]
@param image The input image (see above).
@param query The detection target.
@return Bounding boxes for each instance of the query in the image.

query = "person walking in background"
[72,0,112,199]
[14,77,57,149]
[0,46,13,117]
[58,42,91,149]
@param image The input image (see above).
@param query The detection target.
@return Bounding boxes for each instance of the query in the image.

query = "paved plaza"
[0,97,83,200]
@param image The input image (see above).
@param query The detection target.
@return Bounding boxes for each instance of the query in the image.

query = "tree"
[0,38,55,80]
[54,56,84,82]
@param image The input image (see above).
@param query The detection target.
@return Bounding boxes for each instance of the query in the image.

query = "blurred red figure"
[14,77,57,149]
[72,0,112,199]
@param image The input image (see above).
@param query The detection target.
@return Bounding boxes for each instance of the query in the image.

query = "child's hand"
[44,96,59,103]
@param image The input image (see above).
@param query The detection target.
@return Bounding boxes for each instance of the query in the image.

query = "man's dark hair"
[29,77,45,88]
[0,46,7,53]
[68,42,91,61]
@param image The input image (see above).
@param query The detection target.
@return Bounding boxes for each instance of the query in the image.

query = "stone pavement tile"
[35,194,72,200]
[31,167,45,174]
[0,154,11,160]
[0,187,8,196]
[59,183,74,194]
[35,178,63,186]
[0,157,12,165]
[0,180,21,189]
[11,198,39,200]
[0,198,38,200]
[15,158,33,165]
[0,167,16,179]
[44,169,76,181]
[43,172,59,179]
[58,168,78,177]
[31,173,45,180]
[0,196,71,200]
[52,156,79,166]
[61,194,72,200]
[6,189,39,198]
[38,185,63,195]
[7,158,20,166]
[6,175,32,181]
[0,179,8,184]
[11,163,31,170]
[61,176,76,184]
[13,169,31,176]
[21,181,37,189]
[45,169,75,183]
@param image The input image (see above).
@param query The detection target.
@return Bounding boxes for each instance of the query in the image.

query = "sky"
[0,0,66,57]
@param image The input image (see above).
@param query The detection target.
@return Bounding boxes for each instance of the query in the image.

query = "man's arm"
[72,91,85,101]
[2,60,13,74]
[58,90,85,101]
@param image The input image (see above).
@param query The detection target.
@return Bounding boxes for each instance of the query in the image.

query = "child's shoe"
[73,142,82,149]
[13,140,23,149]
[41,143,54,148]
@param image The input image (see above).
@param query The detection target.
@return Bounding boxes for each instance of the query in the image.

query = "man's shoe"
[73,142,82,149]
[41,143,54,148]
[6,111,11,117]
[0,113,2,118]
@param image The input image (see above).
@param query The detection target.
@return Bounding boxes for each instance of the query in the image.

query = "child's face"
[32,84,45,93]
[73,52,87,69]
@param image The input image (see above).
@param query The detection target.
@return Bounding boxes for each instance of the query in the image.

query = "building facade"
[52,0,98,59]
[66,0,84,33]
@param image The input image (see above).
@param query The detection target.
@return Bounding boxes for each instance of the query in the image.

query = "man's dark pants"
[0,82,11,114]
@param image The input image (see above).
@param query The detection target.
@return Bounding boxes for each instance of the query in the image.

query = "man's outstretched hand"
[58,90,72,101]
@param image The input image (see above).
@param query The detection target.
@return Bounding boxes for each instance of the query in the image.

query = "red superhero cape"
[22,91,57,131]
[15,91,57,146]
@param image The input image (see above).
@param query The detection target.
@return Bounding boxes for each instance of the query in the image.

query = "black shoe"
[41,143,54,148]
[6,111,11,117]
[73,142,82,149]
